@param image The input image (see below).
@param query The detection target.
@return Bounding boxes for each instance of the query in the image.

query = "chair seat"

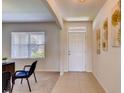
[15,71,29,78]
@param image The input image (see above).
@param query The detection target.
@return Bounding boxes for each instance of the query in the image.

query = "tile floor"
[12,72,105,93]
[52,72,105,93]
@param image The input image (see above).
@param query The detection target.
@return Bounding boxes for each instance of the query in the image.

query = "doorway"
[68,32,86,71]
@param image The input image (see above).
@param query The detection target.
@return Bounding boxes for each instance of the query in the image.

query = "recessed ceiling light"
[80,0,85,3]
[64,17,91,21]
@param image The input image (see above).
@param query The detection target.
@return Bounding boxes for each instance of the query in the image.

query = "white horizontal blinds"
[12,32,29,58]
[30,32,45,58]
[11,32,45,59]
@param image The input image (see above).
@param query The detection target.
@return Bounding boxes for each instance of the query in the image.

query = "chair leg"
[11,84,14,93]
[33,73,37,83]
[20,79,23,84]
[26,78,31,92]
[8,81,12,93]
[11,76,15,93]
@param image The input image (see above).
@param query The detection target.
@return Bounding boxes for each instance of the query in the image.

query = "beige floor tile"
[12,72,105,93]
[12,72,59,93]
[52,72,105,93]
[80,87,98,93]
[52,86,81,93]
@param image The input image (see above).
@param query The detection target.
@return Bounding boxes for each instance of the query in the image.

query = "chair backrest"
[29,61,37,76]
[2,72,11,92]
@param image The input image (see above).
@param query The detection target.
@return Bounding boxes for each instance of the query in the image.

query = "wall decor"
[96,29,101,54]
[102,18,108,51]
[111,1,121,47]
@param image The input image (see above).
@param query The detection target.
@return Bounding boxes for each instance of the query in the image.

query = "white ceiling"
[2,0,55,22]
[2,0,107,22]
[54,0,107,21]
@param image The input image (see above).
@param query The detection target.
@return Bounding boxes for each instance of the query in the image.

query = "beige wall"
[92,0,121,93]
[2,22,60,71]
[2,21,93,73]
[60,21,93,72]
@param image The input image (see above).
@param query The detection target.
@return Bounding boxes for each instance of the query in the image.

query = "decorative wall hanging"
[96,29,101,54]
[102,18,108,51]
[111,1,121,47]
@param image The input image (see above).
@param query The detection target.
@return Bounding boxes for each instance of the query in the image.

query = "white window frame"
[11,32,45,59]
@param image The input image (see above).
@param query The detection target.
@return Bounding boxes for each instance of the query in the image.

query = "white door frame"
[67,30,87,72]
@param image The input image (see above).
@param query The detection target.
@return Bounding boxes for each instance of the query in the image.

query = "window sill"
[11,58,45,60]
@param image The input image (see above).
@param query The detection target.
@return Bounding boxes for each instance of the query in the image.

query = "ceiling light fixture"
[80,0,85,3]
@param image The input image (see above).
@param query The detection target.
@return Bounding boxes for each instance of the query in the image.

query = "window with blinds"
[11,32,45,59]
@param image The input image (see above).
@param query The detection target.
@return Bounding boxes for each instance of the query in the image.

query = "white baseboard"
[36,69,60,72]
[86,70,92,72]
[91,72,107,93]
[60,72,64,76]
[63,69,91,72]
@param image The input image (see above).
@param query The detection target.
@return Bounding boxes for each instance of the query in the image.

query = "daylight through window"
[11,32,45,59]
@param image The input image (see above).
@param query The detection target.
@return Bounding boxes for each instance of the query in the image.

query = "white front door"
[68,32,86,71]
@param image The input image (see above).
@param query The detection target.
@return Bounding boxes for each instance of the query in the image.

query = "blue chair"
[11,61,37,92]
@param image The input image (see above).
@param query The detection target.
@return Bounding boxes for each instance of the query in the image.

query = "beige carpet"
[12,72,60,93]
